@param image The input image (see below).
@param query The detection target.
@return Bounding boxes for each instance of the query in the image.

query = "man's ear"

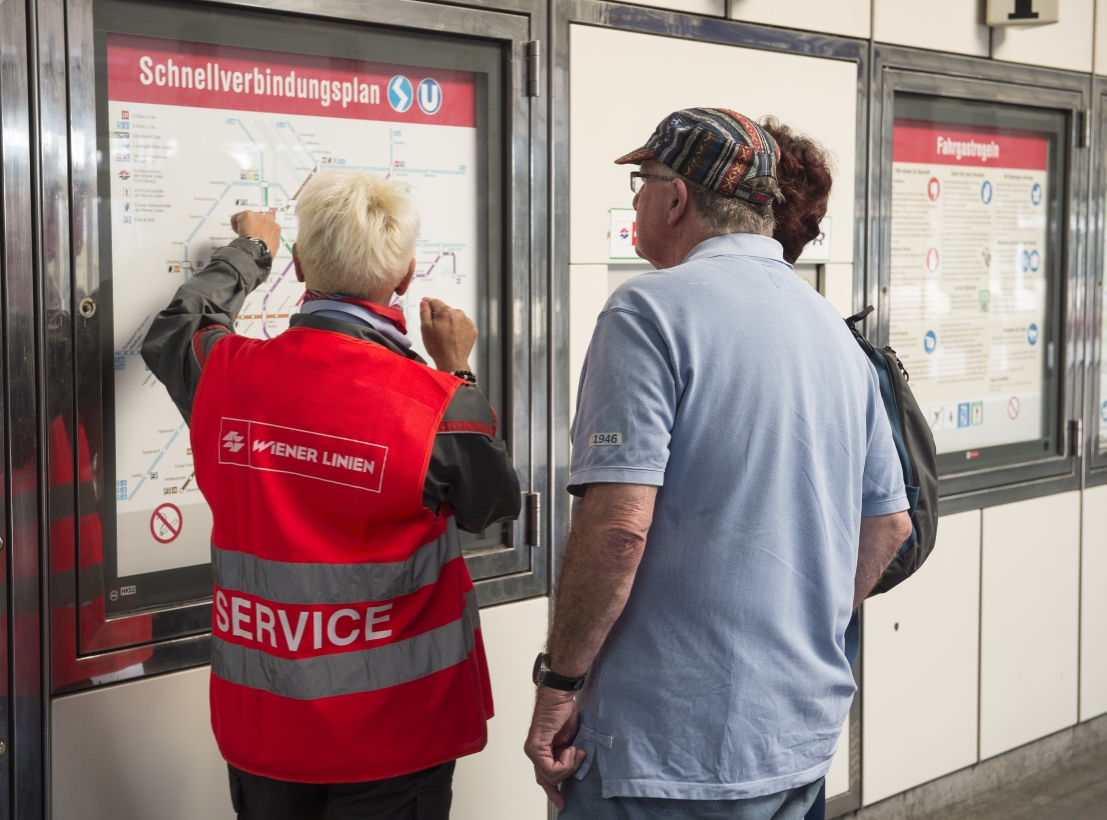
[667,178,690,227]
[292,244,305,283]
[394,258,417,296]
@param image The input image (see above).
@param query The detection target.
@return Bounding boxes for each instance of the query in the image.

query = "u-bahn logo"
[417,79,442,115]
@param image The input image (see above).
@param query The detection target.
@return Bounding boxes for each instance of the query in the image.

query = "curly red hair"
[762,118,834,265]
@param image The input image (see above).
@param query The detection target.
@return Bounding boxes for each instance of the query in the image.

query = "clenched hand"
[419,297,476,373]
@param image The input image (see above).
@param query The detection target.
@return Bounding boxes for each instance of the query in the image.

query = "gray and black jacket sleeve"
[140,237,271,424]
[424,385,521,533]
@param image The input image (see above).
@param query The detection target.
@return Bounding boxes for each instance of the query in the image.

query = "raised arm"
[140,211,280,423]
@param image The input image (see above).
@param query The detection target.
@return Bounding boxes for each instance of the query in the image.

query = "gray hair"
[658,169,781,236]
[295,170,420,299]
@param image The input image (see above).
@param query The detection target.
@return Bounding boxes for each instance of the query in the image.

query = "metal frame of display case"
[870,45,1091,514]
[549,5,870,815]
[1085,76,1107,485]
[37,0,549,692]
[3,0,42,812]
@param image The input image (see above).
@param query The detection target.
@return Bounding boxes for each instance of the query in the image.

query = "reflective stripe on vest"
[211,526,462,604]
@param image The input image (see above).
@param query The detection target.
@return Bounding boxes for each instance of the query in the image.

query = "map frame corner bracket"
[1070,417,1083,459]
[1076,108,1091,149]
[526,40,541,98]
[525,491,541,547]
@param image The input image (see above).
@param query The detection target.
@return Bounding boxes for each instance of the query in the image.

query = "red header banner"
[893,119,1048,171]
[106,33,476,128]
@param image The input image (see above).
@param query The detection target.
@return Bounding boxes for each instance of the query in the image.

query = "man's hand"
[420,298,477,373]
[524,687,586,811]
[230,210,281,258]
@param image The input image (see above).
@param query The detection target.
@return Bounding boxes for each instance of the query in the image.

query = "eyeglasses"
[629,171,674,194]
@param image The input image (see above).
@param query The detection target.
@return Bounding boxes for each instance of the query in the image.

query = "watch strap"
[532,653,585,692]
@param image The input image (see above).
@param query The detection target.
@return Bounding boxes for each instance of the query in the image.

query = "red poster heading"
[106,33,476,128]
[893,119,1048,171]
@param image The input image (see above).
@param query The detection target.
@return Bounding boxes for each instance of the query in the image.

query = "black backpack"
[845,306,939,596]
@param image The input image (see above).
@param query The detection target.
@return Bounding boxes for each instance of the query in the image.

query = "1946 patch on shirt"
[589,432,622,446]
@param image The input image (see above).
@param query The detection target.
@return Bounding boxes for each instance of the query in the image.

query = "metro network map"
[106,33,479,578]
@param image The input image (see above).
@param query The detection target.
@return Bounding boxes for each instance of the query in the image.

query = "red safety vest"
[191,326,493,783]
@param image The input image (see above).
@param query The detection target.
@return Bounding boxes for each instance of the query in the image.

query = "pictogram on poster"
[106,33,481,576]
[888,119,1049,455]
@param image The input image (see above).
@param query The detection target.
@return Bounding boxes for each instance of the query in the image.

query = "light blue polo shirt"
[568,233,907,801]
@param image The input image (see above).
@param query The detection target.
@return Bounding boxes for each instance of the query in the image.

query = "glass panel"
[92,0,506,615]
[888,94,1066,476]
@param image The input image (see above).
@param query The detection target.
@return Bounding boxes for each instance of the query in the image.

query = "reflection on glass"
[888,95,1065,474]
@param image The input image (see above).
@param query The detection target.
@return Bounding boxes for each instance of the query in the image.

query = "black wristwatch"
[532,653,586,692]
[452,370,477,386]
[243,236,270,257]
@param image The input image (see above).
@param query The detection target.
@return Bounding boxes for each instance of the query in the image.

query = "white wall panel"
[980,492,1080,759]
[1081,485,1107,720]
[454,596,549,820]
[1096,0,1107,73]
[990,0,1094,73]
[823,263,855,318]
[825,718,851,798]
[569,25,859,266]
[728,0,870,39]
[569,265,610,420]
[52,666,235,820]
[873,0,990,57]
[862,510,982,805]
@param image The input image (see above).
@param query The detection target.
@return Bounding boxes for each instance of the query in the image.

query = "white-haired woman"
[143,169,520,820]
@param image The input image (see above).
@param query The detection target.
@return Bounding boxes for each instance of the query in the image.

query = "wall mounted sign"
[986,0,1059,26]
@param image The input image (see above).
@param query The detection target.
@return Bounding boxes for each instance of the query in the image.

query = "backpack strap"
[844,305,876,356]
[845,305,874,332]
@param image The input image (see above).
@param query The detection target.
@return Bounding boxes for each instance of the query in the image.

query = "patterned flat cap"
[615,108,780,205]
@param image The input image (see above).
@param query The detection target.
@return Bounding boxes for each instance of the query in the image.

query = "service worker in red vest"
[142,169,521,820]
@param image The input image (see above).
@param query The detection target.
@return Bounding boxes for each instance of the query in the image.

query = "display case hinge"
[1070,418,1084,458]
[526,40,541,97]
[525,491,542,547]
[1077,109,1091,148]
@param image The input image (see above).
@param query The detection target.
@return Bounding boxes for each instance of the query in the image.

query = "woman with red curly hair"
[762,117,835,265]
[762,118,838,820]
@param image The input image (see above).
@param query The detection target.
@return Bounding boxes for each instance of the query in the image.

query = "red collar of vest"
[302,289,407,335]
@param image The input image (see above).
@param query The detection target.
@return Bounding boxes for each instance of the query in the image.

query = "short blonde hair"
[295,170,420,299]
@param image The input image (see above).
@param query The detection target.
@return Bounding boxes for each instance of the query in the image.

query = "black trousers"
[227,761,455,820]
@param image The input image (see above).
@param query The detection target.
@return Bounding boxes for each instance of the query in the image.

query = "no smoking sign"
[150,503,183,544]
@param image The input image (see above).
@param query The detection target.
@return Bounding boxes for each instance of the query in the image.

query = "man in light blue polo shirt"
[524,109,912,820]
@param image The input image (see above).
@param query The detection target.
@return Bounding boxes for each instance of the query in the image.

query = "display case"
[870,46,1090,509]
[41,0,547,695]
